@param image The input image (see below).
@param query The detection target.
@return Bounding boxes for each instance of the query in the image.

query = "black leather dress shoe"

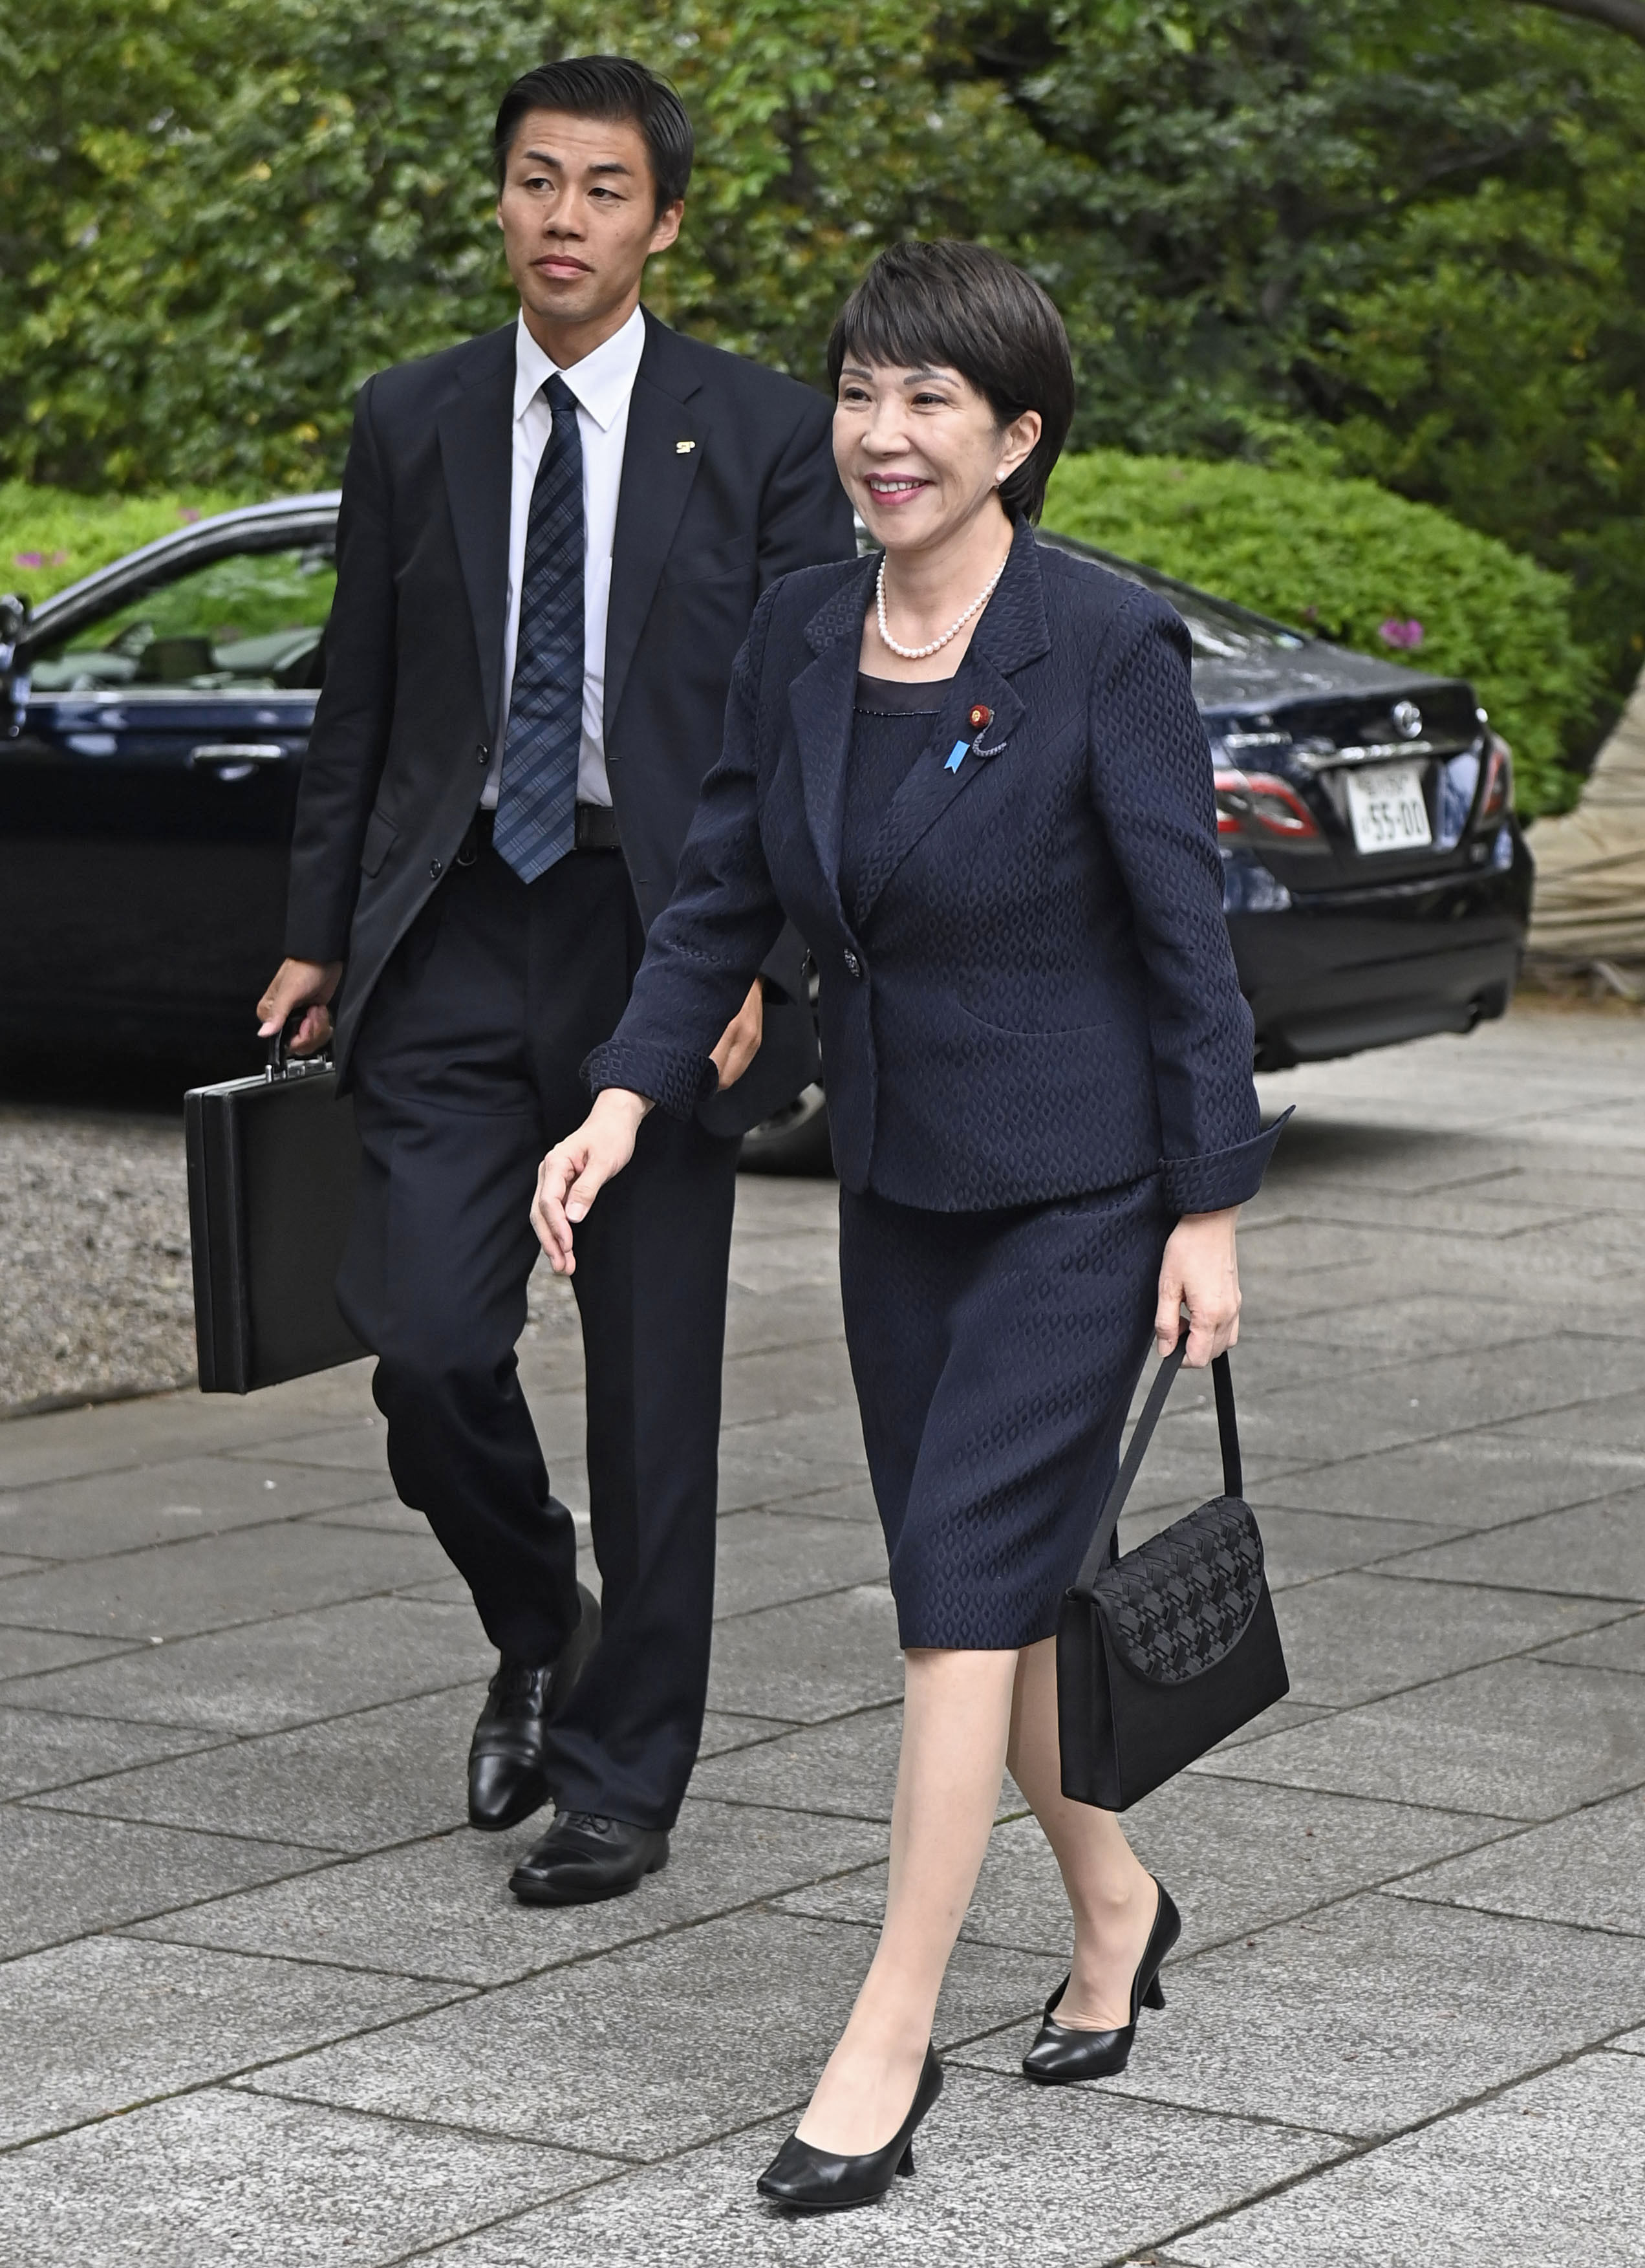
[1022,1880,1181,2083]
[467,1581,600,1832]
[757,2046,942,2212]
[509,1810,669,1906]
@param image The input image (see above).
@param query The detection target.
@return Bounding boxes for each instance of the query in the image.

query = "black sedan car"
[0,498,1529,1160]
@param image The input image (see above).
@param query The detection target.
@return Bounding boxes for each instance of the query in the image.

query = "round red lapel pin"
[969,704,993,733]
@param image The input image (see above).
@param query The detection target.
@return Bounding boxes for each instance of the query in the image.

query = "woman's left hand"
[1156,1207,1242,1366]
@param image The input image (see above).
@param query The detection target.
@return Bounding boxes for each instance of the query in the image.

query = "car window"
[31,545,337,693]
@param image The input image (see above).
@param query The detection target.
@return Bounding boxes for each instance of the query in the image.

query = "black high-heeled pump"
[1022,1879,1181,2084]
[757,2045,943,2212]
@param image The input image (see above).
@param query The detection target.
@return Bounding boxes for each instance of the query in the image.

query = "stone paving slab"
[955,1890,1645,2140]
[0,1364,380,1491]
[1262,1431,1645,1528]
[0,1933,462,2148]
[0,1451,390,1561]
[1173,2050,1645,2268]
[422,2071,1341,2268]
[1265,1571,1625,1708]
[688,1702,905,1820]
[0,1626,140,1681]
[0,1804,326,1957]
[23,1683,482,1848]
[247,1909,1044,2159]
[1536,1608,1645,1672]
[709,1507,890,1617]
[1196,1656,1645,1818]
[0,1703,222,1800]
[1388,1787,1645,1936]
[704,1582,903,1720]
[131,1798,890,1986]
[1385,1489,1645,1601]
[3,1592,493,1733]
[0,2088,596,2268]
[0,1517,449,1641]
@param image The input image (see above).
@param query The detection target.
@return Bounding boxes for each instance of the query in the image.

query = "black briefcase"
[184,1046,367,1394]
[1058,1339,1290,1810]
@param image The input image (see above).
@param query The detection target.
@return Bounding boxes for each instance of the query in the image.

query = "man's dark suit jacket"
[284,309,857,1118]
[588,517,1286,1212]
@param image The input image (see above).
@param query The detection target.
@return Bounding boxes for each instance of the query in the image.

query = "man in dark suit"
[255,55,855,1904]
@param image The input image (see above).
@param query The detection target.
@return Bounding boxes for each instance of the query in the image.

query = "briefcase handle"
[1072,1339,1243,1595]
[265,1023,336,1085]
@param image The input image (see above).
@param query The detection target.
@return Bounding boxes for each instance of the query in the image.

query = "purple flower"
[13,550,43,568]
[1379,617,1425,651]
[178,507,201,523]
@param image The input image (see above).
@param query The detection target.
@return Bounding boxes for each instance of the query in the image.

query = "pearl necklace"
[876,550,1007,661]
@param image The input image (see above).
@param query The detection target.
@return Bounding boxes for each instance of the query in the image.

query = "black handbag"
[185,1041,366,1394]
[1057,1340,1289,1810]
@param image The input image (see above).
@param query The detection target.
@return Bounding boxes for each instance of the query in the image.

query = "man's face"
[496,109,682,341]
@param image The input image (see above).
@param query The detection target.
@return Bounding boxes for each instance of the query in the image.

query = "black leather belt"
[455,803,621,867]
[574,801,623,852]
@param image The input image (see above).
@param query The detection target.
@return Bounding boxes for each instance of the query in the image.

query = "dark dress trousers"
[588,521,1288,1648]
[282,311,856,1826]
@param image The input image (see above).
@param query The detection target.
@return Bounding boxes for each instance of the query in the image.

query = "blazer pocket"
[360,808,398,878]
[660,534,757,587]
[951,991,1113,1041]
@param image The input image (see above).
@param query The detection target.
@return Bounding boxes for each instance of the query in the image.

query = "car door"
[1,521,335,1058]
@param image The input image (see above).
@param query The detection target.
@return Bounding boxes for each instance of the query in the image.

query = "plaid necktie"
[494,374,584,885]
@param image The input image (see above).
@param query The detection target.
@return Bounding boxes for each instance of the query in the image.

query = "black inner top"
[841,672,956,927]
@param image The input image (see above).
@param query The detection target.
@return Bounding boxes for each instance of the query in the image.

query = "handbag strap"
[1072,1341,1243,1595]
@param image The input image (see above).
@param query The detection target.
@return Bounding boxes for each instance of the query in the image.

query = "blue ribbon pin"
[945,702,995,773]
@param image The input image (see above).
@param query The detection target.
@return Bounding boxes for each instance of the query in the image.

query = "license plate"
[1346,762,1431,854]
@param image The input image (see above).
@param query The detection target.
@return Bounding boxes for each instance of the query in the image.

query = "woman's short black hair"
[826,241,1075,523]
[493,56,693,216]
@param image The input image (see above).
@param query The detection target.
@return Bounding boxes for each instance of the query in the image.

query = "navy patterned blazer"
[587,517,1285,1213]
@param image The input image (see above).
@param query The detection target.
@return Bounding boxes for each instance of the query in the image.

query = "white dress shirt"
[483,305,647,812]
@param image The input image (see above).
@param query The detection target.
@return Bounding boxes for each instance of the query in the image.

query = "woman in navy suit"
[533,241,1283,2211]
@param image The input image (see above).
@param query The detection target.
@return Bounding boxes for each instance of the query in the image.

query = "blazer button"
[429,858,443,880]
[843,949,862,978]
[475,743,489,764]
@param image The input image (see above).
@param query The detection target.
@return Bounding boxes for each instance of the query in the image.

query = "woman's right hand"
[532,1089,653,1274]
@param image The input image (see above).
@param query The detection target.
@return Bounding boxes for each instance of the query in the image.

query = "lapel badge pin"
[675,439,696,454]
[945,704,995,773]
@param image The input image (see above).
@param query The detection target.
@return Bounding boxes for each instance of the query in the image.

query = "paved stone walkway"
[1,1002,1642,2264]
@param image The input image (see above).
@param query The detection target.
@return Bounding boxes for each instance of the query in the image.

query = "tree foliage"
[3,0,1641,773]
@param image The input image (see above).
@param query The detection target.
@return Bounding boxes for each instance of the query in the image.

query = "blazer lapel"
[792,559,877,923]
[605,313,706,734]
[435,327,516,743]
[849,661,1027,925]
[850,522,1049,924]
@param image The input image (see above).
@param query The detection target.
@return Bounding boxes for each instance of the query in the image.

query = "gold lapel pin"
[676,439,696,455]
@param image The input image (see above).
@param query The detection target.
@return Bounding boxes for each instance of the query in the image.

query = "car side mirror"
[0,592,28,731]
[0,591,27,671]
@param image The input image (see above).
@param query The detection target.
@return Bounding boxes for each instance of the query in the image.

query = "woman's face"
[833,360,1040,556]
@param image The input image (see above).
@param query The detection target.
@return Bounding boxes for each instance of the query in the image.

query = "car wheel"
[738,1082,834,1176]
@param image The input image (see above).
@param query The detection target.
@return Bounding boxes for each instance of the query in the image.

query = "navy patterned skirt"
[838,1176,1168,1650]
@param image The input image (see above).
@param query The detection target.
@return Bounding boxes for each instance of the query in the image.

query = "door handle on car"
[189,741,287,776]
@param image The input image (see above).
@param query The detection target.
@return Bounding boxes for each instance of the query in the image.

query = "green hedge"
[1045,452,1603,814]
[1,483,251,610]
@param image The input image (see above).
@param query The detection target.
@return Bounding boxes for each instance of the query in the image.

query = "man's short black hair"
[826,241,1075,523]
[493,56,693,216]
